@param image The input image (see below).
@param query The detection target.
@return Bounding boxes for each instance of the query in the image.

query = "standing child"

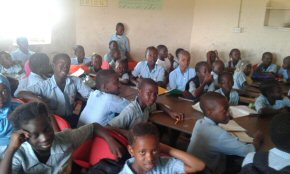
[102,48,121,70]
[211,60,225,87]
[233,60,252,90]
[187,92,263,174]
[226,48,241,72]
[90,54,103,73]
[169,50,196,91]
[215,72,239,105]
[131,46,166,87]
[206,50,219,69]
[114,59,130,84]
[10,37,34,66]
[253,52,277,80]
[119,122,205,174]
[0,51,24,80]
[71,45,91,65]
[78,70,130,127]
[278,56,290,83]
[156,45,176,72]
[0,102,123,174]
[110,23,130,60]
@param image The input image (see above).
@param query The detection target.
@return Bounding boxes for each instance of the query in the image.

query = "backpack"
[240,152,290,174]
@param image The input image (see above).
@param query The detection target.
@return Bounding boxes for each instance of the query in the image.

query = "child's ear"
[128,145,134,157]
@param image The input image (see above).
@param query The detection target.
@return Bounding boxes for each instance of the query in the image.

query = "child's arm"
[191,74,213,98]
[17,91,47,103]
[159,143,205,173]
[157,103,184,121]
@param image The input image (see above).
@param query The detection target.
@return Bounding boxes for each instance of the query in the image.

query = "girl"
[226,48,241,72]
[233,60,252,90]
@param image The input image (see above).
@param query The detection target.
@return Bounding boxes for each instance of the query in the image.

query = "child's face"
[138,83,158,107]
[116,26,124,35]
[0,53,14,68]
[22,116,55,152]
[231,50,241,62]
[213,62,225,75]
[268,86,283,101]
[54,57,71,80]
[109,42,118,50]
[92,56,102,71]
[198,65,210,80]
[178,54,190,71]
[282,58,290,69]
[115,62,126,76]
[243,64,252,76]
[262,54,272,67]
[0,84,10,108]
[158,48,168,59]
[209,99,230,124]
[146,49,158,67]
[75,47,85,60]
[104,75,120,95]
[128,135,159,173]
[219,76,233,93]
[207,51,216,64]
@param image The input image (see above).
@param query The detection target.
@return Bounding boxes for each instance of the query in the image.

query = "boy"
[173,48,184,68]
[169,50,196,91]
[71,45,91,65]
[187,92,263,174]
[10,37,35,66]
[78,70,130,127]
[241,113,290,173]
[114,59,130,84]
[185,61,215,99]
[90,54,102,73]
[131,46,166,87]
[0,102,123,174]
[206,50,219,69]
[215,72,239,105]
[0,51,24,80]
[119,122,205,174]
[14,53,51,97]
[278,56,290,82]
[255,80,290,116]
[253,52,277,80]
[211,60,225,87]
[109,78,183,130]
[102,48,121,70]
[156,45,176,72]
[110,23,130,60]
[233,60,252,90]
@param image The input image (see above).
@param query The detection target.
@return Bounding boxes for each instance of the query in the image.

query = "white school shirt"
[27,75,92,117]
[255,95,290,113]
[110,34,130,60]
[233,71,247,90]
[70,57,91,65]
[14,72,45,97]
[78,89,129,127]
[10,48,34,64]
[215,88,239,106]
[169,67,196,91]
[119,73,129,81]
[156,58,172,72]
[132,61,165,82]
[0,64,24,80]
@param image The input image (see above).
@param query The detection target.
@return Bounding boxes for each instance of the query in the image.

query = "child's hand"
[169,111,184,121]
[253,130,263,150]
[203,74,213,84]
[8,130,30,151]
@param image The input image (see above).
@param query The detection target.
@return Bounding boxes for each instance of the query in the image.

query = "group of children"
[0,22,289,174]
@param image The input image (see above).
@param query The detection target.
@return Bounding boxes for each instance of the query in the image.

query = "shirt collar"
[203,116,217,125]
[146,61,157,72]
[178,66,188,74]
[51,75,72,89]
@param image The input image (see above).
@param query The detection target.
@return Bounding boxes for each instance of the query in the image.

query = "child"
[14,53,51,97]
[211,60,225,87]
[278,56,290,82]
[0,102,123,174]
[90,54,102,73]
[156,45,176,72]
[241,113,290,173]
[0,74,20,156]
[119,122,205,174]
[206,50,219,68]
[169,50,196,91]
[109,78,183,130]
[233,60,252,90]
[114,59,130,84]
[173,48,184,68]
[78,70,130,127]
[71,45,91,65]
[102,48,121,70]
[253,52,277,80]
[10,37,34,66]
[0,51,24,80]
[109,40,119,50]
[110,22,130,60]
[131,46,166,87]
[255,80,290,116]
[185,61,215,100]
[226,48,241,71]
[215,72,239,105]
[17,53,92,126]
[187,92,263,174]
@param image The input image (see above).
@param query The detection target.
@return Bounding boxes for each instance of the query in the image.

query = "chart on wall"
[119,0,163,10]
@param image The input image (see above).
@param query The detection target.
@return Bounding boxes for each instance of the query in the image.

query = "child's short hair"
[16,37,28,46]
[91,53,102,60]
[29,53,50,73]
[52,53,70,64]
[229,48,240,56]
[218,72,233,84]
[116,59,127,66]
[116,22,124,29]
[259,80,279,97]
[157,45,167,52]
[195,61,209,73]
[262,52,272,59]
[73,45,84,52]
[109,40,118,47]
[95,70,117,89]
[9,102,49,130]
[138,78,157,90]
[175,48,184,58]
[145,46,157,56]
[128,122,160,146]
[178,50,190,58]
[200,92,226,115]
[270,112,290,153]
[283,56,290,62]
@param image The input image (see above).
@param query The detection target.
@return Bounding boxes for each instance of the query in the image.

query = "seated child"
[114,59,129,84]
[90,54,102,73]
[17,53,92,126]
[173,48,184,68]
[71,45,91,65]
[156,45,176,72]
[187,92,263,174]
[185,61,215,100]
[169,50,196,91]
[0,74,21,156]
[211,60,225,87]
[206,50,219,69]
[110,22,130,60]
[225,48,241,72]
[109,40,119,50]
[14,53,51,97]
[215,72,239,105]
[78,70,130,127]
[109,78,183,130]
[255,80,290,116]
[253,52,277,80]
[0,102,123,174]
[102,48,121,70]
[241,112,290,173]
[233,60,252,90]
[119,122,205,174]
[131,46,166,87]
[0,51,24,80]
[10,37,35,66]
[278,56,290,82]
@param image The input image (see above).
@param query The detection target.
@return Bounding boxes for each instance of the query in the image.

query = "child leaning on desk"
[187,92,263,174]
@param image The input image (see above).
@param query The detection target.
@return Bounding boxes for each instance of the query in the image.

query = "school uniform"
[10,124,95,174]
[233,71,247,89]
[110,34,130,60]
[188,76,215,94]
[27,75,92,117]
[156,58,172,72]
[256,64,278,73]
[0,64,24,80]
[215,88,239,105]
[70,57,91,65]
[278,67,289,80]
[169,67,196,91]
[211,71,219,87]
[14,72,45,97]
[132,61,165,82]
[10,48,34,64]
[102,54,117,70]
[242,148,290,171]
[225,60,239,69]
[78,90,129,127]
[187,117,255,174]
[119,73,129,81]
[108,98,156,129]
[119,157,185,174]
[255,95,290,113]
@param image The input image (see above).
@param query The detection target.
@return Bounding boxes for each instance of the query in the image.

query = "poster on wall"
[119,0,163,10]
